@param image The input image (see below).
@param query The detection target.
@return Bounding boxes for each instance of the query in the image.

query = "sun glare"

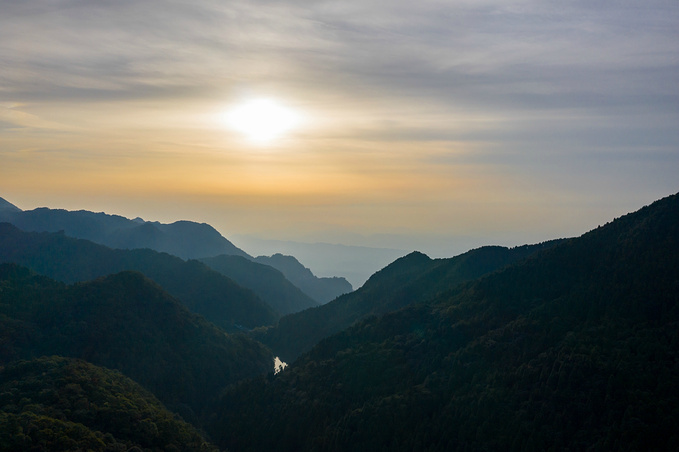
[224,99,300,144]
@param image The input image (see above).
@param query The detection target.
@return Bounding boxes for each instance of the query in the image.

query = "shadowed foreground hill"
[212,193,679,451]
[0,265,273,419]
[255,240,561,362]
[0,356,218,451]
[0,224,278,331]
[0,200,249,259]
[200,254,319,315]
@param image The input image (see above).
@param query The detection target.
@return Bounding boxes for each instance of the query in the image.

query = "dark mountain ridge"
[0,356,218,451]
[0,264,273,418]
[0,201,249,259]
[253,253,353,304]
[0,197,355,307]
[200,254,319,315]
[211,192,679,451]
[255,240,563,362]
[0,223,278,331]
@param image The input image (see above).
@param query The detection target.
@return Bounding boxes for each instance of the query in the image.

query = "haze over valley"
[1,193,679,450]
[1,0,678,450]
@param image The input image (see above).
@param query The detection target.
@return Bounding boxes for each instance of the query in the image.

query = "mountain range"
[0,192,676,451]
[234,235,407,288]
[210,192,679,451]
[0,197,353,305]
[253,253,353,304]
[254,239,564,362]
[0,264,272,420]
[199,254,320,315]
[0,223,278,331]
[0,200,248,260]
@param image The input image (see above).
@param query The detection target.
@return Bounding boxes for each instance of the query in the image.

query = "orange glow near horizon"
[2,0,677,257]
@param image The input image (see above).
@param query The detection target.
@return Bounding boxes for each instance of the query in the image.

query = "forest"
[0,193,677,451]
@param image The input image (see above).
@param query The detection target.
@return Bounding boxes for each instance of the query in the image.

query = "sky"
[1,0,678,258]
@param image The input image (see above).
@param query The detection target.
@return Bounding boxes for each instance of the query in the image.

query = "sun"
[224,99,300,144]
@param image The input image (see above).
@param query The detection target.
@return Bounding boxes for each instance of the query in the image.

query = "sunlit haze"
[2,0,678,260]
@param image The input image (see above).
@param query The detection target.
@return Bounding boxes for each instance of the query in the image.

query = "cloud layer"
[2,0,678,253]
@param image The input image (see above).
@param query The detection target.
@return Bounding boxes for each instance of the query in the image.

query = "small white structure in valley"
[274,356,288,374]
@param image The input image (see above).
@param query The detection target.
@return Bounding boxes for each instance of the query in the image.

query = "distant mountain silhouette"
[255,241,562,362]
[0,198,357,305]
[234,235,408,288]
[0,223,278,331]
[211,192,679,452]
[0,356,219,451]
[254,253,353,304]
[0,264,273,419]
[0,201,249,259]
[200,254,319,315]
[0,197,21,212]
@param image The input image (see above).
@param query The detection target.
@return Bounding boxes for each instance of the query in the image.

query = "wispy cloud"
[1,0,678,249]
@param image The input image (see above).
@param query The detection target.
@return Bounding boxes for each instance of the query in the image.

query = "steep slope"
[211,193,679,451]
[0,197,21,213]
[235,235,407,288]
[0,203,249,259]
[256,241,561,362]
[0,265,273,418]
[0,356,217,451]
[200,254,319,315]
[254,253,353,303]
[0,223,278,331]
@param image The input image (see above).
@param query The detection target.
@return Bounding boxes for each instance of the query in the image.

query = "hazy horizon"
[4,192,676,289]
[2,0,678,255]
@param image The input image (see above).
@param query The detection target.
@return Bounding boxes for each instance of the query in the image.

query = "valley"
[0,193,678,451]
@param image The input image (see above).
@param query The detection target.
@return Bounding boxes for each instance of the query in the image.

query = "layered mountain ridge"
[0,197,353,305]
[253,253,353,303]
[200,254,320,315]
[211,192,679,451]
[0,223,278,331]
[255,240,564,362]
[0,202,248,260]
[0,264,273,418]
[0,192,676,451]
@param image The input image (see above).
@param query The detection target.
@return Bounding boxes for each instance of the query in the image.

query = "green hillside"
[253,253,353,304]
[211,193,679,451]
[0,223,278,331]
[255,241,561,362]
[0,356,218,451]
[200,254,319,315]
[0,265,273,418]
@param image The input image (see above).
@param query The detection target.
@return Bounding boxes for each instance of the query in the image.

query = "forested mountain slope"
[255,241,561,362]
[212,192,679,451]
[0,356,218,451]
[0,264,273,419]
[0,198,353,312]
[253,253,353,303]
[200,254,319,315]
[0,223,278,330]
[0,200,249,259]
